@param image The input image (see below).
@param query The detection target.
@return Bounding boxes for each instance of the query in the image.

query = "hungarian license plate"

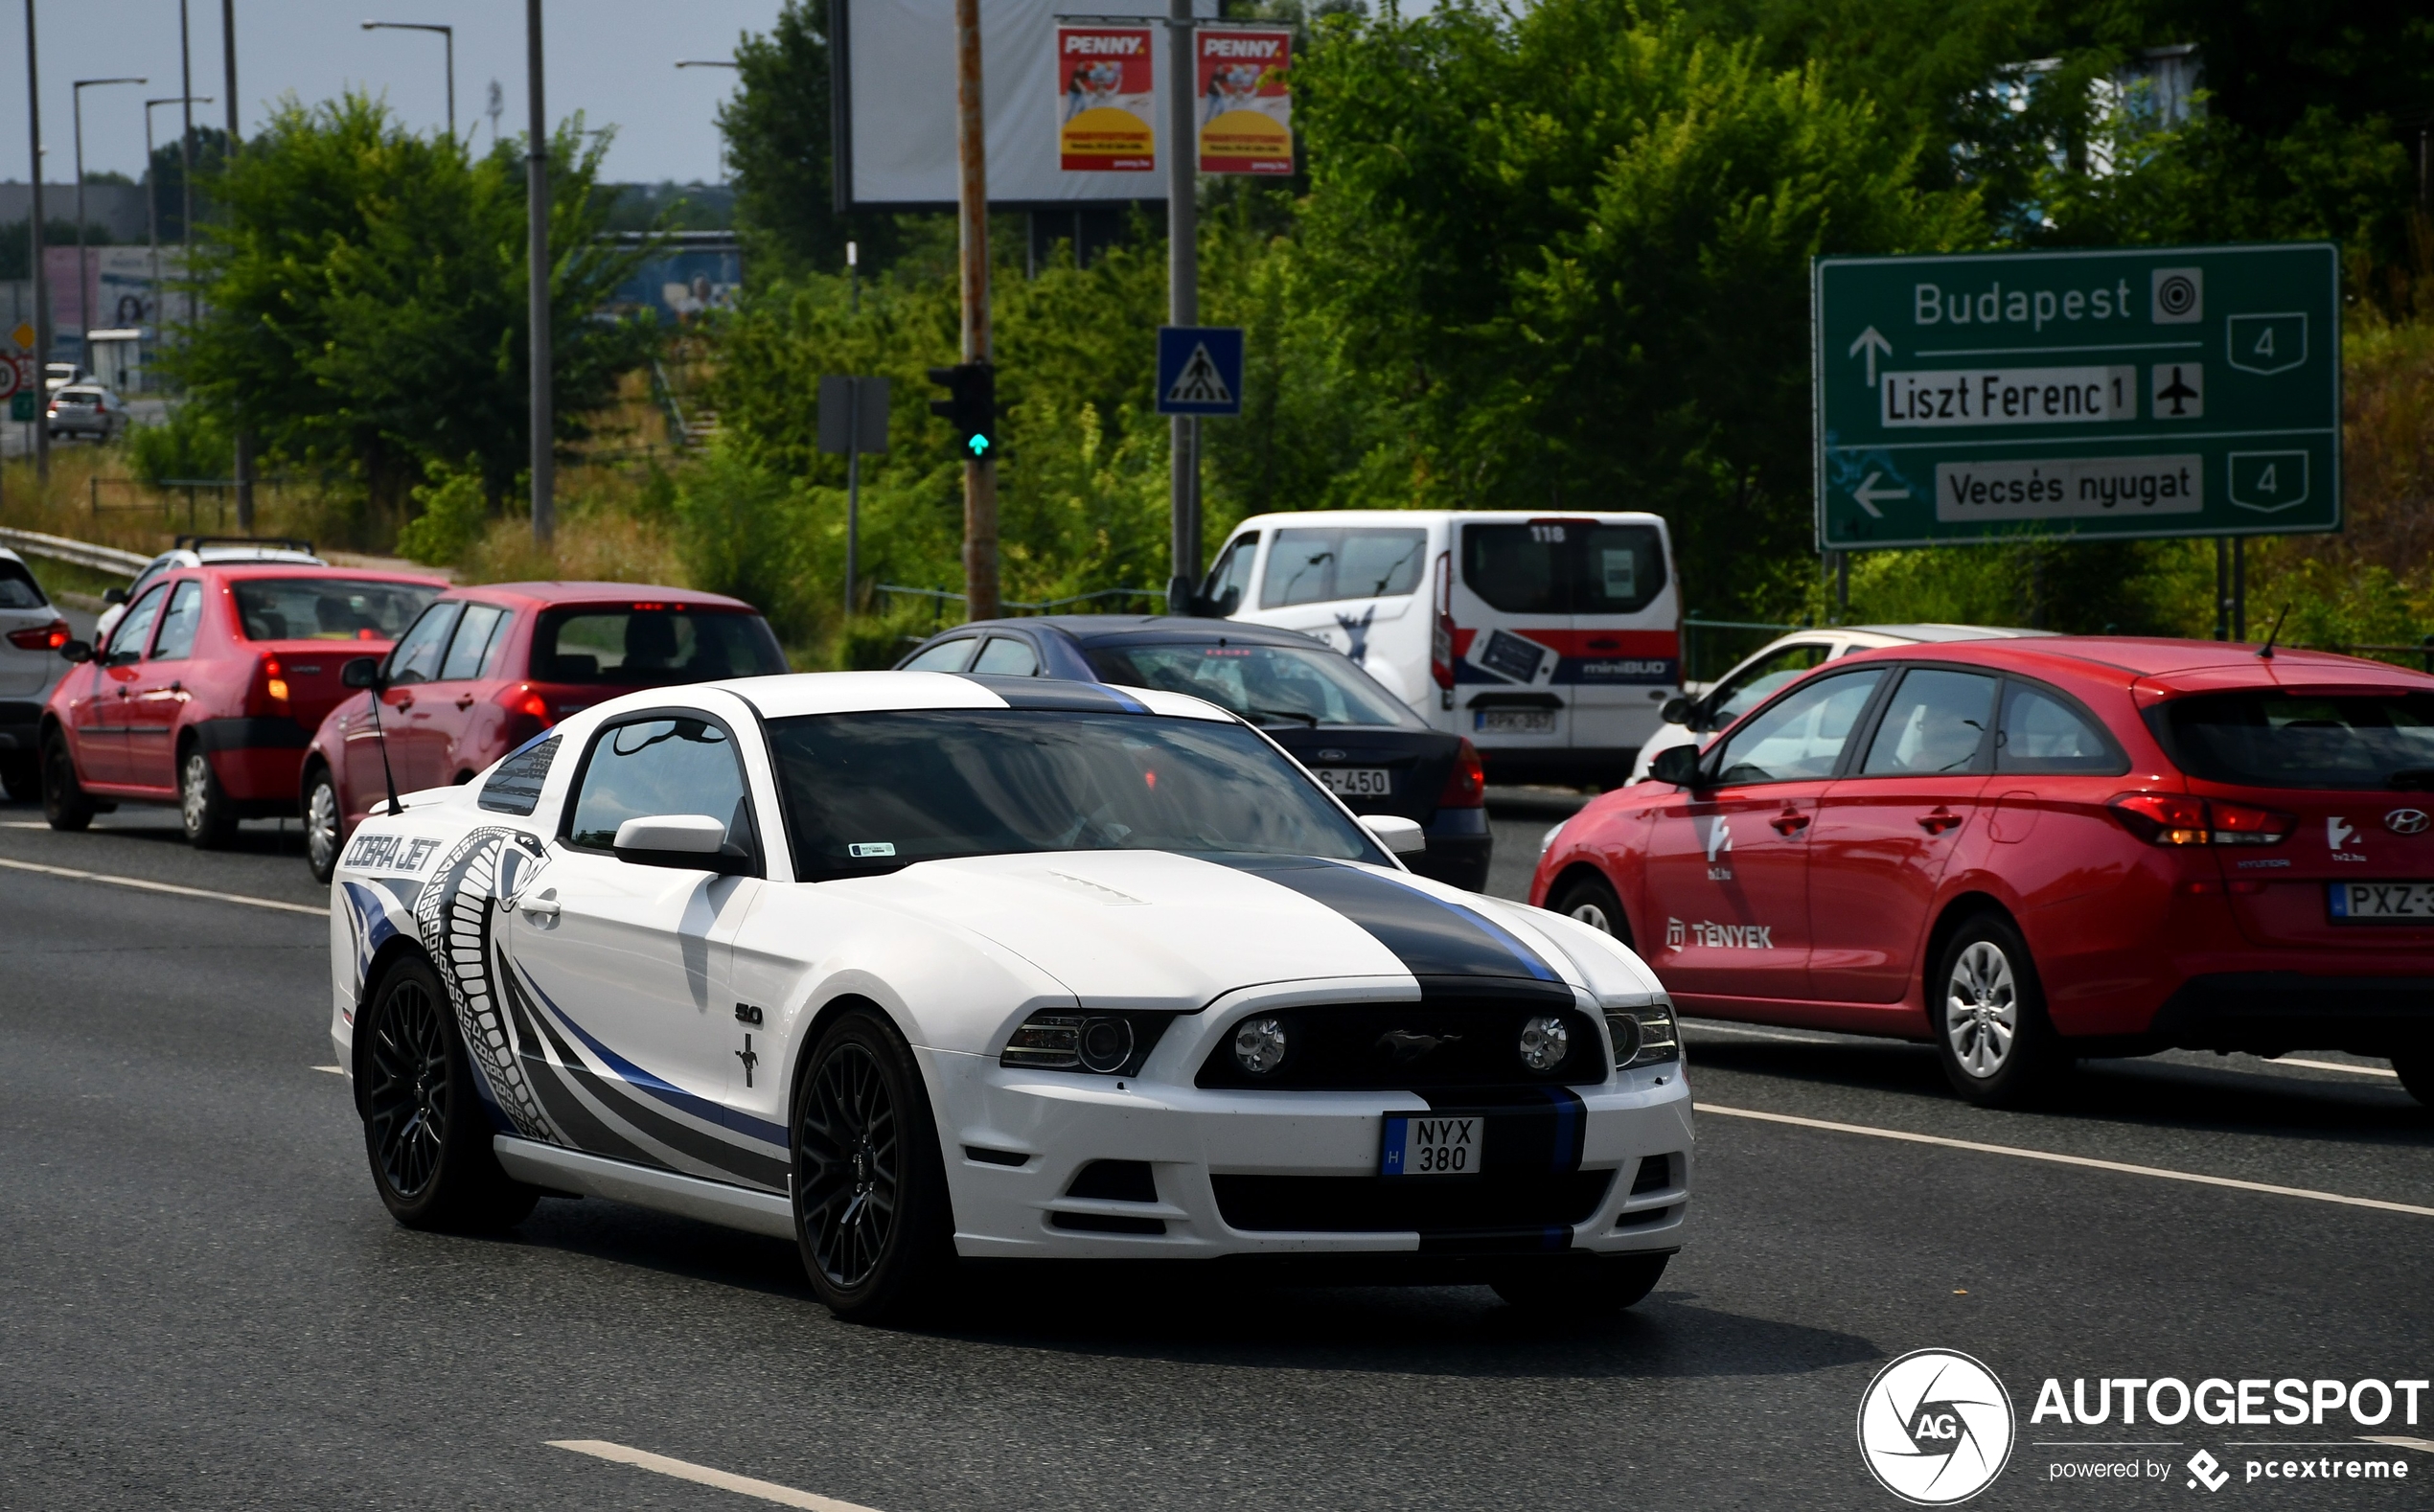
[1475,708,1556,735]
[1316,767,1391,797]
[1380,1113,1481,1176]
[2328,882,2434,921]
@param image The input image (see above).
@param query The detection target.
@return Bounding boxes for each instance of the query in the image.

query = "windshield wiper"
[1249,707,1320,726]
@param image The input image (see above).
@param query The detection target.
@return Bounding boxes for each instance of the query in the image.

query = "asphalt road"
[5,788,2431,1511]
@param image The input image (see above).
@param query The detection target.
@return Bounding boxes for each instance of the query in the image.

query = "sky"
[0,0,786,188]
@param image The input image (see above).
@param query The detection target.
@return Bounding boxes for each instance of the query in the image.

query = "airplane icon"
[2150,362,2203,419]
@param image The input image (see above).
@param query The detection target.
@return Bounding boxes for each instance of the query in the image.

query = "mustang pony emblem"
[1375,1028,1462,1065]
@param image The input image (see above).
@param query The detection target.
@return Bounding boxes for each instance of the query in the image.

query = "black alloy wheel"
[1550,871,1631,945]
[40,728,94,832]
[304,767,344,883]
[792,1009,955,1322]
[1930,912,2066,1108]
[180,748,239,849]
[1490,1251,1669,1316]
[359,954,537,1230]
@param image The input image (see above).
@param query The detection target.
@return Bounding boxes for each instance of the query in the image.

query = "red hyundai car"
[41,564,445,844]
[298,583,786,882]
[1531,636,2434,1107]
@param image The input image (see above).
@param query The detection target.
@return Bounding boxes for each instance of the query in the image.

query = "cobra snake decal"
[413,826,559,1143]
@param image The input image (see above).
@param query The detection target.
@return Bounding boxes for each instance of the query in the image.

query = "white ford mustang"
[329,671,1692,1320]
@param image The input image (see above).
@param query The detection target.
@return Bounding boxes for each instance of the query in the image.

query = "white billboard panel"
[834,0,1217,210]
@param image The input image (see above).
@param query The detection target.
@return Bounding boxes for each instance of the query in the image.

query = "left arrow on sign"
[1848,326,1893,387]
[1851,471,1909,518]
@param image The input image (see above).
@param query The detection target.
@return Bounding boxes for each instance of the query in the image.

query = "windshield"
[2153,691,2434,790]
[1082,641,1421,728]
[532,605,786,685]
[232,577,439,641]
[767,709,1384,881]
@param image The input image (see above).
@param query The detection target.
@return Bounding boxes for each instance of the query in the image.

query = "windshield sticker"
[849,842,897,859]
[345,833,442,873]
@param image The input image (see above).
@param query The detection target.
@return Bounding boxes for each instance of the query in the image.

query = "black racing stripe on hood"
[1219,855,1564,984]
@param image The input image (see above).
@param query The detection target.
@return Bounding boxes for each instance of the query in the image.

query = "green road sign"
[1813,242,2339,550]
[9,392,32,422]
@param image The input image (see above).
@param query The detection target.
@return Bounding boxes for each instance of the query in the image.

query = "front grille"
[1630,1153,1675,1194]
[1195,993,1605,1089]
[1212,1171,1615,1233]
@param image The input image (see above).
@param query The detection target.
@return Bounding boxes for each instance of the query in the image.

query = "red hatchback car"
[1532,636,2434,1107]
[298,583,786,882]
[41,564,445,843]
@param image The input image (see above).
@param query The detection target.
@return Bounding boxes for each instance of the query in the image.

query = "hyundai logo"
[2386,808,2430,836]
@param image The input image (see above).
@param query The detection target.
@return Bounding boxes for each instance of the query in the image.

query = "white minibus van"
[1201,510,1682,784]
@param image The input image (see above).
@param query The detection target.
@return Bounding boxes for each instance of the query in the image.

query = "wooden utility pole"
[952,0,998,619]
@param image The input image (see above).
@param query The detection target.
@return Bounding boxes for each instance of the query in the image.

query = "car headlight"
[1604,998,1680,1069]
[1000,1010,1170,1076]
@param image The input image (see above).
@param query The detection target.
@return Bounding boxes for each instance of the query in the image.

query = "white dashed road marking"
[2360,1436,2434,1454]
[312,1065,343,1075]
[0,856,324,916]
[2277,1056,2399,1079]
[549,1440,882,1511]
[1695,1103,2434,1220]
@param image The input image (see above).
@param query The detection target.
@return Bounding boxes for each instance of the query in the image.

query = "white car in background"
[0,548,72,800]
[1622,624,2053,784]
[94,537,323,646]
[331,671,1691,1323]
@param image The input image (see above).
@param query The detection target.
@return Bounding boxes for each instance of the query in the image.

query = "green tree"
[1292,0,1979,609]
[171,94,650,514]
[719,0,910,281]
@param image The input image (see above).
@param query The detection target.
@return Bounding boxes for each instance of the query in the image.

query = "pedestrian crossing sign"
[1156,326,1244,417]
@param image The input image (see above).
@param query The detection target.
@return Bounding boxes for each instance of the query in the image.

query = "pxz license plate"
[1475,709,1557,735]
[1316,767,1391,797]
[1381,1113,1481,1176]
[2328,882,2434,921]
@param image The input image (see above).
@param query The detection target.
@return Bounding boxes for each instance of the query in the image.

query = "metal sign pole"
[953,0,999,621]
[24,0,49,483]
[526,0,553,544]
[1164,0,1198,611]
[844,381,861,615]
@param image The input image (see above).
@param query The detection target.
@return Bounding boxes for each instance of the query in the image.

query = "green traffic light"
[968,434,990,457]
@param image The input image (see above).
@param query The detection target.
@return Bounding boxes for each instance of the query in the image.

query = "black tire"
[2392,1051,2433,1108]
[1931,912,2067,1108]
[304,766,344,884]
[1490,1251,1669,1316]
[1550,870,1631,945]
[792,1008,957,1323]
[0,751,36,802]
[179,746,240,849]
[40,727,94,831]
[359,953,538,1231]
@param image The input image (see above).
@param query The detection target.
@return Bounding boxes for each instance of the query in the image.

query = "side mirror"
[612,813,752,875]
[1361,813,1427,856]
[1648,744,1706,789]
[340,655,385,690]
[102,586,127,606]
[1658,696,1691,725]
[58,639,92,664]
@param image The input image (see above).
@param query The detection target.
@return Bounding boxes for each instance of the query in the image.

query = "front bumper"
[2149,973,2434,1057]
[927,1037,1693,1262]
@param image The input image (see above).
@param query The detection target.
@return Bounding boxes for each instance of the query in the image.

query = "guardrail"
[0,525,149,576]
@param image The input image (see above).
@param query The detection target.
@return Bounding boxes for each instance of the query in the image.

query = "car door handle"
[1917,808,1963,835]
[517,896,560,920]
[1770,809,1809,835]
[454,695,474,710]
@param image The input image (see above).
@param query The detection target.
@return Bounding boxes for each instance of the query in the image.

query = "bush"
[396,459,491,566]
[126,403,233,488]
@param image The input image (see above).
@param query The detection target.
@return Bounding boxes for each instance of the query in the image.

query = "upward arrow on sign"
[1848,326,1893,387]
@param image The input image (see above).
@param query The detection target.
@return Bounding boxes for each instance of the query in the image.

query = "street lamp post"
[526,0,551,543]
[361,20,454,139]
[74,77,147,372]
[22,0,48,481]
[178,0,195,333]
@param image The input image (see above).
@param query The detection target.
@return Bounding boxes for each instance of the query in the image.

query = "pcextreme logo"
[1858,1349,2017,1505]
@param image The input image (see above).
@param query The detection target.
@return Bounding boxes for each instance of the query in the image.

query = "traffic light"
[926,362,997,461]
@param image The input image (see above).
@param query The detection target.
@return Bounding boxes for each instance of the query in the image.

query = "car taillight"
[6,619,68,651]
[261,654,289,704]
[2107,792,2292,847]
[1438,737,1486,809]
[1430,550,1456,690]
[498,683,554,728]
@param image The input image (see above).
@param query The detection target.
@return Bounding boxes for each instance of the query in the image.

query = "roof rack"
[174,534,315,554]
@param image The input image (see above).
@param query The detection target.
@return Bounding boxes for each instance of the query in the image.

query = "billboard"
[1196,27,1292,174]
[604,241,744,324]
[1057,26,1157,172]
[833,0,1216,211]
